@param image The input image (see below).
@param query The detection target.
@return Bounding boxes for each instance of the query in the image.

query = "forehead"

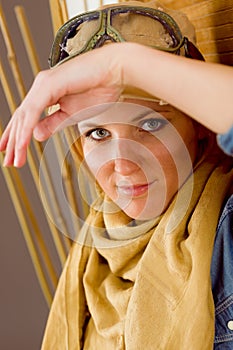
[78,99,178,132]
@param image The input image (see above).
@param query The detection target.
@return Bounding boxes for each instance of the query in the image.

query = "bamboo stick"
[1,5,70,265]
[49,0,64,35]
[0,59,16,113]
[38,144,71,256]
[0,57,59,292]
[0,146,54,307]
[0,2,74,304]
[59,0,69,22]
[0,20,67,270]
[14,6,41,76]
[0,4,26,100]
[84,0,88,12]
[28,148,69,265]
[13,5,71,257]
[53,133,81,235]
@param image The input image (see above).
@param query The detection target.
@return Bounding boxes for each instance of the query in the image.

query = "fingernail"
[33,128,45,141]
[14,155,19,167]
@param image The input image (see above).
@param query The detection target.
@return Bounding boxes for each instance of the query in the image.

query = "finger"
[0,118,14,152]
[33,109,69,141]
[2,120,17,167]
[0,70,55,152]
[14,123,32,168]
[1,70,64,167]
[33,89,121,141]
[7,108,33,167]
[2,106,35,167]
[11,68,67,135]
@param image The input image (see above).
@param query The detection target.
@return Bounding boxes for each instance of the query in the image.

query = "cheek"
[82,144,116,195]
[82,141,110,175]
[149,143,179,202]
[149,130,195,190]
[94,165,114,190]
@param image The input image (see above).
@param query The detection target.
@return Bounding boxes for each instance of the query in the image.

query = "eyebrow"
[79,109,161,130]
[132,110,156,122]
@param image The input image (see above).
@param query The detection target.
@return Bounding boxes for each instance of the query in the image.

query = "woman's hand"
[0,44,125,167]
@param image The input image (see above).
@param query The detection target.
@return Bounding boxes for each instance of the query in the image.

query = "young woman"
[0,1,232,349]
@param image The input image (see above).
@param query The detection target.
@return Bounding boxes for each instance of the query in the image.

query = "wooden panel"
[160,0,233,65]
[196,23,233,42]
[161,0,232,11]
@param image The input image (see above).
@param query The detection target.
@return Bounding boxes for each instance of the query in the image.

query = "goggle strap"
[184,37,205,61]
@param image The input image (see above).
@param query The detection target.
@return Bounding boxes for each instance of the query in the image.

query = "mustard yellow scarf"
[41,155,233,350]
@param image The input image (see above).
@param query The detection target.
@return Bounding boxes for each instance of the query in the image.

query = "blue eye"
[140,118,167,132]
[86,128,110,141]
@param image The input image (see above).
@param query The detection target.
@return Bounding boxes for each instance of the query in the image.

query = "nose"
[113,137,140,175]
[114,157,139,175]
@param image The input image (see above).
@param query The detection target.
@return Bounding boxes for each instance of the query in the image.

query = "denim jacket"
[211,194,233,349]
[217,127,233,157]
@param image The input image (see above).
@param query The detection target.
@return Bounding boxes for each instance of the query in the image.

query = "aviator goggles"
[49,6,204,68]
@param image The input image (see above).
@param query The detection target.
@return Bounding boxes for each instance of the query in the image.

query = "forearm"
[121,43,233,133]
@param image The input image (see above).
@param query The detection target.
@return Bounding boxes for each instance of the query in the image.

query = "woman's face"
[78,99,198,220]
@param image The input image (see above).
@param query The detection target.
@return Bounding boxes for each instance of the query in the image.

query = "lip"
[117,181,155,197]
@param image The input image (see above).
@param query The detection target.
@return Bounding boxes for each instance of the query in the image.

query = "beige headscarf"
[41,150,233,350]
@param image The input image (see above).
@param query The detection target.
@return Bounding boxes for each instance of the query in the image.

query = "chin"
[122,203,164,221]
[121,193,173,221]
